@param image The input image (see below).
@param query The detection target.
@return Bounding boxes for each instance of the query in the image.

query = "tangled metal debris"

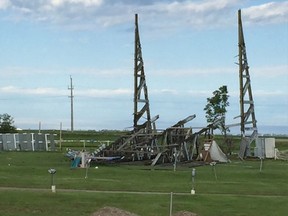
[91,14,223,166]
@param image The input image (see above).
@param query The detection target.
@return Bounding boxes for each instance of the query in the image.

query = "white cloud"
[2,0,286,30]
[51,0,103,7]
[0,85,67,96]
[228,89,288,101]
[243,1,288,25]
[51,0,62,7]
[187,90,213,97]
[76,88,131,97]
[152,89,179,95]
[0,66,131,78]
[132,0,241,30]
[253,90,288,97]
[0,85,131,98]
[152,67,235,77]
[152,87,288,100]
[253,65,288,77]
[0,0,10,9]
[72,68,131,77]
[161,0,239,13]
[151,65,287,80]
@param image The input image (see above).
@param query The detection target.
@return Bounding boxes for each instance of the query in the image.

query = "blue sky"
[0,0,287,134]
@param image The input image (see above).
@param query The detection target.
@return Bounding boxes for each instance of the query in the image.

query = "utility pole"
[68,76,74,132]
[59,122,62,150]
[38,121,41,133]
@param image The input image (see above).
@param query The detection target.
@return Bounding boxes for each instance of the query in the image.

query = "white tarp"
[255,137,275,159]
[264,138,275,158]
[205,140,228,163]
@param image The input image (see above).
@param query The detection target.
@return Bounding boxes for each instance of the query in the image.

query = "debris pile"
[173,211,199,216]
[90,207,199,216]
[90,207,138,216]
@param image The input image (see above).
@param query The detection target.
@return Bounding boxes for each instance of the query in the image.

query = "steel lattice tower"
[238,9,258,158]
[133,14,152,133]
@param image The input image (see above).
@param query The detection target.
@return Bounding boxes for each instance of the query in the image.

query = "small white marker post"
[191,168,196,195]
[210,162,217,181]
[48,168,56,193]
[173,149,177,172]
[169,192,173,216]
[259,157,263,172]
[85,159,92,179]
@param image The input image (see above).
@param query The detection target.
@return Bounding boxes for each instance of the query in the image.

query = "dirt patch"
[91,207,199,216]
[90,206,138,216]
[173,211,199,216]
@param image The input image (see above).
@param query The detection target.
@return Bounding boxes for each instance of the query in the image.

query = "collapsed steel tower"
[100,14,159,161]
[134,14,153,134]
[95,14,218,165]
[238,9,258,159]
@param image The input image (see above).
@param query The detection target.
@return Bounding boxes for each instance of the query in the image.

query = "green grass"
[1,190,287,216]
[1,151,288,215]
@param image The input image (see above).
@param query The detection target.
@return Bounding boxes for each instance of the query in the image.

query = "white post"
[45,134,49,151]
[85,159,91,179]
[173,148,177,171]
[169,192,173,216]
[191,168,196,194]
[260,158,263,172]
[13,134,17,150]
[51,185,56,193]
[48,168,56,193]
[39,121,41,133]
[59,122,62,150]
[80,152,86,168]
[31,133,35,151]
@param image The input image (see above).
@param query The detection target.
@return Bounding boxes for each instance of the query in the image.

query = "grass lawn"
[1,133,288,216]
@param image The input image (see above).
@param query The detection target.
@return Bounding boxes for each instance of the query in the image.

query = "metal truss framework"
[238,10,258,159]
[99,14,158,161]
[95,14,222,165]
[134,14,152,134]
[152,115,197,166]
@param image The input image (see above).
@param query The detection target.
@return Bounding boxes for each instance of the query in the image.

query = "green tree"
[204,85,229,136]
[0,113,17,133]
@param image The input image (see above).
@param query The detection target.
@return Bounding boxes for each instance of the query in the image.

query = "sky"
[0,0,287,134]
